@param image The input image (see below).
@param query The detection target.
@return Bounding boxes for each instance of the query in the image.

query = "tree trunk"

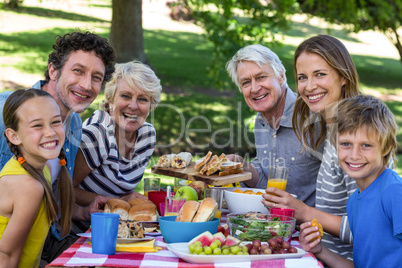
[110,0,150,65]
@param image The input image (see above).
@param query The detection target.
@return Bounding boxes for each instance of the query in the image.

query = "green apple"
[175,186,198,201]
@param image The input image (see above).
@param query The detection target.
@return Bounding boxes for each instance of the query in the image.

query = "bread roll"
[192,197,218,222]
[175,201,200,222]
[128,198,154,207]
[129,203,157,222]
[104,199,131,220]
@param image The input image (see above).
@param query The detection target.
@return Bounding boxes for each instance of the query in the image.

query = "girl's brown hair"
[292,35,361,152]
[3,89,74,237]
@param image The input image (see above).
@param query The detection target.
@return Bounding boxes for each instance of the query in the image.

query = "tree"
[3,0,22,8]
[174,0,299,88]
[299,0,402,64]
[110,0,149,65]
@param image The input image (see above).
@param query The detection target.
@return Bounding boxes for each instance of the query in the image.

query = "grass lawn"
[1,1,401,178]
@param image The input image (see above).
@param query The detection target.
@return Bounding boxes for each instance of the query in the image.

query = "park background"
[1,0,401,191]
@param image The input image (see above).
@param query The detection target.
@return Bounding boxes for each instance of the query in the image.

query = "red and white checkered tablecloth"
[46,235,324,268]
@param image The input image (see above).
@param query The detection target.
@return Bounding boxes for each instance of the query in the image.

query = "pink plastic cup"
[271,207,295,221]
[160,203,165,216]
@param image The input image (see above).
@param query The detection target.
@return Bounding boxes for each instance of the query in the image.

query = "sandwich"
[104,199,131,220]
[200,155,218,174]
[175,200,200,222]
[171,152,193,168]
[156,154,176,168]
[218,161,244,176]
[194,151,213,171]
[192,197,218,222]
[205,153,228,176]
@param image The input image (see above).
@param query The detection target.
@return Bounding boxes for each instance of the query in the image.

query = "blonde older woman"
[73,60,162,209]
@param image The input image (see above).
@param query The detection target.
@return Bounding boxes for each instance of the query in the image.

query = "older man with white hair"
[226,44,321,207]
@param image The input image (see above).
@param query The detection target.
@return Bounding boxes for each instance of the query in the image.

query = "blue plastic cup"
[91,213,119,255]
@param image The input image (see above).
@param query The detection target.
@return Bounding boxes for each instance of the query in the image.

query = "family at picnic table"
[0,30,400,268]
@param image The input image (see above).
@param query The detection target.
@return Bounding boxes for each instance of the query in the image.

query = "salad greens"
[229,215,293,241]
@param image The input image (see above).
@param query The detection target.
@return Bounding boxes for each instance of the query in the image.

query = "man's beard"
[54,82,89,114]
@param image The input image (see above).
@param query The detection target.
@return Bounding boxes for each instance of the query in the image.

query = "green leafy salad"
[229,214,293,241]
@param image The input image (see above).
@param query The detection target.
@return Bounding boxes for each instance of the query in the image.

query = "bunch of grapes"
[247,237,298,255]
[188,237,299,256]
[188,240,250,255]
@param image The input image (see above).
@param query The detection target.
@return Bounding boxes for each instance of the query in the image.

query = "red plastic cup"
[148,191,167,215]
[148,191,174,215]
[271,207,295,221]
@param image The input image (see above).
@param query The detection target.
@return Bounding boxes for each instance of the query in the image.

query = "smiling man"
[0,31,116,266]
[225,44,321,207]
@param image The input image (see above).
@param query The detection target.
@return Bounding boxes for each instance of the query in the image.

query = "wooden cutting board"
[151,163,251,186]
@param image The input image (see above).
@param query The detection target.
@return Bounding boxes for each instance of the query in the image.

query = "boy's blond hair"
[330,95,397,165]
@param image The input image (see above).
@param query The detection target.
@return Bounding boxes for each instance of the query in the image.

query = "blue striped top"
[78,110,155,196]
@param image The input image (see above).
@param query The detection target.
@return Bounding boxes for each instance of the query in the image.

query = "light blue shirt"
[246,87,322,207]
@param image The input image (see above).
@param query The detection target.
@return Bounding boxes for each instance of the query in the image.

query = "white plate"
[77,233,154,243]
[167,243,306,264]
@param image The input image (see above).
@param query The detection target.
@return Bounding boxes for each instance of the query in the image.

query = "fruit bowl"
[224,188,269,214]
[227,212,296,242]
[159,216,219,243]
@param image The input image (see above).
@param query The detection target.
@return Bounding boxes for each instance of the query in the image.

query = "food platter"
[151,163,252,186]
[167,242,306,264]
[77,233,155,243]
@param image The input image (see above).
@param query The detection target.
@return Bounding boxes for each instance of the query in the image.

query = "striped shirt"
[78,110,156,197]
[316,132,356,261]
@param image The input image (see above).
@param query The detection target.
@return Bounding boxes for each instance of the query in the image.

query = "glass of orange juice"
[164,196,186,216]
[267,167,289,195]
[173,177,185,193]
[204,188,223,223]
[143,178,160,197]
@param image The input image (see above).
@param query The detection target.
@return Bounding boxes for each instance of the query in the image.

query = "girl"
[0,89,74,268]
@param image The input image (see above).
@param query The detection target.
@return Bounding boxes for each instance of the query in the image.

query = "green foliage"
[300,0,401,32]
[299,0,402,62]
[176,0,299,88]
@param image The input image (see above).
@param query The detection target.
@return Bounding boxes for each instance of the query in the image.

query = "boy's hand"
[299,221,323,254]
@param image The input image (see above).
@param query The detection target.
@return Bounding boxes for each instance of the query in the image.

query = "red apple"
[188,181,209,200]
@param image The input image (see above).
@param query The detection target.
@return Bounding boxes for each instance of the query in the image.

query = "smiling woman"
[71,60,162,232]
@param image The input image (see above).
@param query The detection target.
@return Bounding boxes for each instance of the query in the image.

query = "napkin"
[116,239,161,253]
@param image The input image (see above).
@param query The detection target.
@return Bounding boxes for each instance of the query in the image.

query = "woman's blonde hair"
[292,35,361,151]
[102,60,162,112]
[3,89,74,237]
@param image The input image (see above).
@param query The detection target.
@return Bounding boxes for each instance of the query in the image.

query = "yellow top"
[0,158,51,268]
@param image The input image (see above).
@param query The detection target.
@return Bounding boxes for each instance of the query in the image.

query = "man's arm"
[73,149,103,206]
